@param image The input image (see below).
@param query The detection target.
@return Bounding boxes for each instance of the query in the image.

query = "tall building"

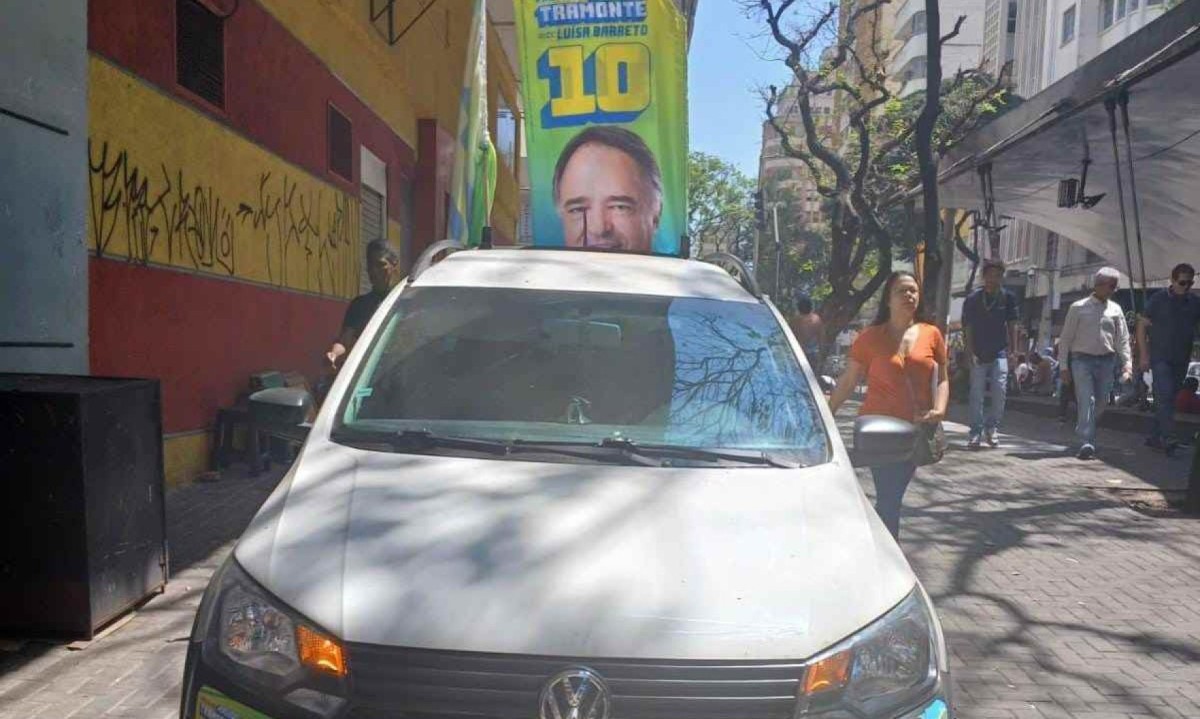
[1012,0,1047,96]
[1042,0,1168,83]
[890,0,988,96]
[758,84,838,230]
[981,0,1018,78]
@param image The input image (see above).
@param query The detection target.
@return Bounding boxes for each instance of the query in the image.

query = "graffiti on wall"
[235,171,359,297]
[87,139,360,298]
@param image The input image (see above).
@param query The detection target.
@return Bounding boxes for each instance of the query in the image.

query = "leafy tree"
[743,0,1014,352]
[687,151,757,257]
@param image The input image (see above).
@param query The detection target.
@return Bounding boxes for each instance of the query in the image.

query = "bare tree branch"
[764,88,837,197]
[940,14,967,45]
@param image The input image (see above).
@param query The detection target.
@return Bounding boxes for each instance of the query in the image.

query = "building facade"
[890,0,988,96]
[3,0,701,487]
[758,85,838,230]
[4,0,524,486]
[981,0,1018,77]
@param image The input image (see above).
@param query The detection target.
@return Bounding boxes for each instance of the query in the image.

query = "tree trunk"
[916,0,944,321]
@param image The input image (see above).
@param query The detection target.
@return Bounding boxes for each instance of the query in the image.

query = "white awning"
[938,1,1200,283]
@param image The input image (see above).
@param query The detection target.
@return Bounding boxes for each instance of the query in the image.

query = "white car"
[180,247,953,719]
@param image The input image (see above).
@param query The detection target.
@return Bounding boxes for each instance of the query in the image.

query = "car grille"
[345,643,803,719]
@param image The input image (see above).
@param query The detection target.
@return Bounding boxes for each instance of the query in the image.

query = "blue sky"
[687,2,793,179]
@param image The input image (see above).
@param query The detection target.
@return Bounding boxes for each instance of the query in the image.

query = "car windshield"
[336,286,828,465]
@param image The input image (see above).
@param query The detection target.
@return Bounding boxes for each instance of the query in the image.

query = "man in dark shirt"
[961,259,1020,449]
[1137,263,1200,448]
[326,239,400,371]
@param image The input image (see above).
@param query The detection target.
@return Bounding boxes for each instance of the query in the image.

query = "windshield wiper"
[607,438,803,468]
[524,437,803,468]
[332,428,512,455]
[333,429,805,467]
[334,428,648,465]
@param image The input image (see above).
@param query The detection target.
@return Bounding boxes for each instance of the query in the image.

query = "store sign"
[515,0,688,255]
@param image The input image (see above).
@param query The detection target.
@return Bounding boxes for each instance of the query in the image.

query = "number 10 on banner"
[538,43,652,127]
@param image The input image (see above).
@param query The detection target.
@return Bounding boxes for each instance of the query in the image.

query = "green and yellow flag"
[449,0,498,248]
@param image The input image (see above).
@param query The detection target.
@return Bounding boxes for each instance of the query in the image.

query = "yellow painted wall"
[256,0,469,152]
[90,2,519,487]
[88,57,363,300]
[164,432,211,489]
[256,0,520,242]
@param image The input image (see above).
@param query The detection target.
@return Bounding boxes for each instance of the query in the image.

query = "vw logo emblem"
[538,668,611,719]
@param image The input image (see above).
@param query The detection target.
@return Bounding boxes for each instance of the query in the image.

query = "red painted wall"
[90,258,346,433]
[414,119,455,254]
[88,0,415,220]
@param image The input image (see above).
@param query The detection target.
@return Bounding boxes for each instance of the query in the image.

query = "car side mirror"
[851,414,916,468]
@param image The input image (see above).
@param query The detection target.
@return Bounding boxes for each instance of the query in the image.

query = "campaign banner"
[515,0,688,255]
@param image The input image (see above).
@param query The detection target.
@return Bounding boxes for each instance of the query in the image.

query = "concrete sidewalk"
[0,465,285,719]
[1,409,1198,719]
[884,408,1200,718]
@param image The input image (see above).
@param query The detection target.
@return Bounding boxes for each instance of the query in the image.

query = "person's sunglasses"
[1178,278,1194,287]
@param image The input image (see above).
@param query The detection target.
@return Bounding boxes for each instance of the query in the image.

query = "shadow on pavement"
[888,418,1200,718]
[948,404,1193,493]
[0,461,288,699]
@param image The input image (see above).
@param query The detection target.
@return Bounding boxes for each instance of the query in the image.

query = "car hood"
[235,447,914,660]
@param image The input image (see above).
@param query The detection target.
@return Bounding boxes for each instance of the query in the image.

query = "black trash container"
[0,374,168,639]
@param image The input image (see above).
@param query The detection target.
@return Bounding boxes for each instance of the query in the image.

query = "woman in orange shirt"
[828,271,950,539]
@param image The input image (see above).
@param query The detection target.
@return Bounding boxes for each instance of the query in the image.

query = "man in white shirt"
[1059,267,1133,459]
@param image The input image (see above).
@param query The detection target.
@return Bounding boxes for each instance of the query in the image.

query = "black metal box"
[0,374,168,639]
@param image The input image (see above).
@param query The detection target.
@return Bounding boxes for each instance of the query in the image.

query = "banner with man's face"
[515,0,688,255]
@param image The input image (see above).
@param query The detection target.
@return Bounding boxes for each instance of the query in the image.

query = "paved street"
[1,410,1198,719]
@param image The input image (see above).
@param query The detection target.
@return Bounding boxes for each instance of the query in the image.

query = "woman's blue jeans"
[870,461,917,540]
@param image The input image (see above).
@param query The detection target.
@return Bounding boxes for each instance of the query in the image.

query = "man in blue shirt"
[1137,263,1200,449]
[961,259,1020,449]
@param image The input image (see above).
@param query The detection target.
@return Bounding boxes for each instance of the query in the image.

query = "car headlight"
[797,589,945,717]
[219,582,299,675]
[192,558,348,716]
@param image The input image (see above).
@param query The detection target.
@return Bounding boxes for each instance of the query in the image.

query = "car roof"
[408,248,760,303]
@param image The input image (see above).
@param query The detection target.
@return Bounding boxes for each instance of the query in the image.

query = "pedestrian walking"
[790,293,824,371]
[961,259,1020,448]
[1136,263,1200,450]
[1059,267,1133,460]
[326,239,400,371]
[828,271,949,539]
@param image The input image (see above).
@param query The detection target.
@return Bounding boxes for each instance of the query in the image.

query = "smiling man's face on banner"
[553,127,663,253]
[516,0,687,254]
